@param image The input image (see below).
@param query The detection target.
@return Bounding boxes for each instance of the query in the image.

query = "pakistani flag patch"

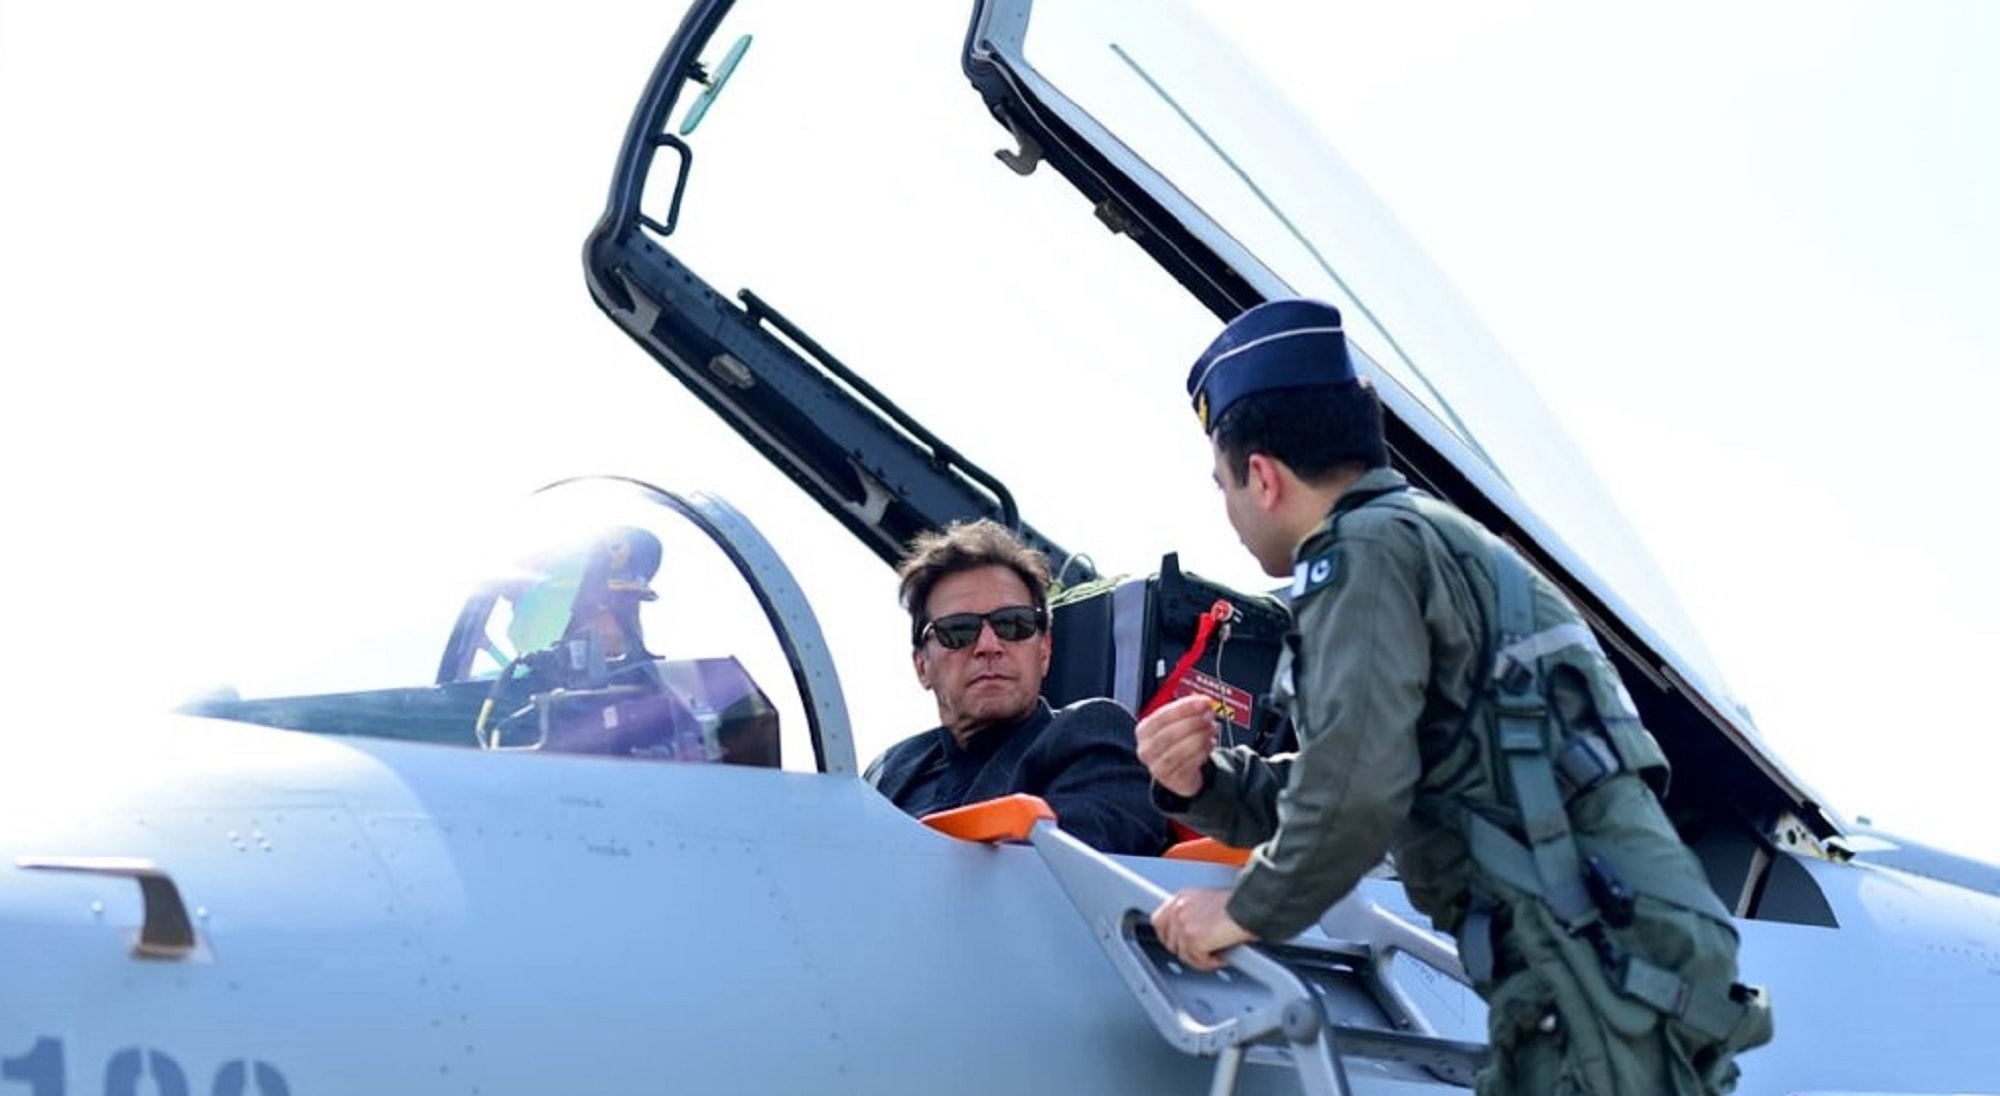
[1289,549,1337,599]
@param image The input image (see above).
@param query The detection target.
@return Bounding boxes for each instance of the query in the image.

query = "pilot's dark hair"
[896,519,1052,648]
[1210,380,1389,487]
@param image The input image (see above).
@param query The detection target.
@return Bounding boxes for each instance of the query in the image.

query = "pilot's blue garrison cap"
[1187,299,1354,431]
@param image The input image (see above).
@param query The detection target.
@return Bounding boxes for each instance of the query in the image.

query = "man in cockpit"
[864,519,1171,857]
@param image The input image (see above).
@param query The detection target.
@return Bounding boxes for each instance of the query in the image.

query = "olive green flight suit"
[1164,468,1772,1095]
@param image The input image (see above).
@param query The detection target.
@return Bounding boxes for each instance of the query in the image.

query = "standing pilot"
[1135,298,1772,1095]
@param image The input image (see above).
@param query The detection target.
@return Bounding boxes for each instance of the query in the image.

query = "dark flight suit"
[868,698,1172,857]
[1160,467,1771,1095]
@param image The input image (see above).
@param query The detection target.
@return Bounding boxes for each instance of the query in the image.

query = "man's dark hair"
[1211,380,1388,486]
[896,519,1053,648]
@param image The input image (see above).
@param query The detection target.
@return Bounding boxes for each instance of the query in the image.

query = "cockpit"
[180,477,838,773]
[177,0,1841,936]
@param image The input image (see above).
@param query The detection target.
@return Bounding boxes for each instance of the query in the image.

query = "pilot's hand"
[1153,886,1255,971]
[1136,694,1218,798]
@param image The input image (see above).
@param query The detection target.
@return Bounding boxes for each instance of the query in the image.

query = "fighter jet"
[2,1,1994,1094]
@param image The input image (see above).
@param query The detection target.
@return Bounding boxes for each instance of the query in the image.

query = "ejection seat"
[443,520,784,767]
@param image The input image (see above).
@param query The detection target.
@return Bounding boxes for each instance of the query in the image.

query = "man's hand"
[1135,694,1219,798]
[1152,886,1255,971]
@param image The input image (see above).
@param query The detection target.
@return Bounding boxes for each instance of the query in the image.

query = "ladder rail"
[1030,820,1353,1096]
[1030,820,1487,1094]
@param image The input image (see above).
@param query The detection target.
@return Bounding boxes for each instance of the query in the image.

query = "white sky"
[1,1,1993,864]
[1206,1,2000,864]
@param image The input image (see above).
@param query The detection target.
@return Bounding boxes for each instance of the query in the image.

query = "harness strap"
[1458,905,1496,985]
[1493,621,1598,681]
[1611,947,1751,1043]
[1461,810,1737,936]
[1490,542,1598,930]
[1554,733,1623,799]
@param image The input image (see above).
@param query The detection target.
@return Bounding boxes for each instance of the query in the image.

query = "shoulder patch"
[1289,549,1338,599]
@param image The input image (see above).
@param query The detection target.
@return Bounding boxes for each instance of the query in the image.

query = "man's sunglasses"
[919,605,1048,650]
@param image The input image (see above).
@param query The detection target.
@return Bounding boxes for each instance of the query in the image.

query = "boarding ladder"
[920,795,1488,1094]
[1034,821,1486,1094]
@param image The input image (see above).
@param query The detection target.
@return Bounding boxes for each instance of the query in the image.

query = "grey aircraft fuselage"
[2,667,1995,1095]
[4,1,1998,1094]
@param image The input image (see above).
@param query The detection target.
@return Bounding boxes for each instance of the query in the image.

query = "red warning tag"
[1173,668,1254,729]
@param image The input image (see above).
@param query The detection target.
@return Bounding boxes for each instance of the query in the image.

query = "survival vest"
[1311,486,1764,1046]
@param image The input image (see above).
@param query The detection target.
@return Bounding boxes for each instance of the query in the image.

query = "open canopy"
[582,0,1840,845]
